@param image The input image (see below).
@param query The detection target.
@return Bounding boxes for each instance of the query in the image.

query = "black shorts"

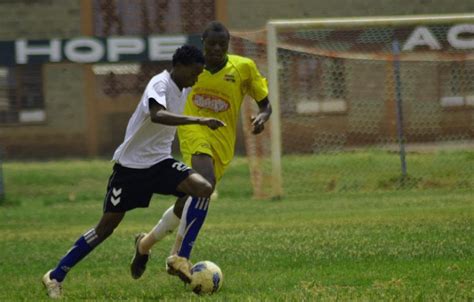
[103,158,193,213]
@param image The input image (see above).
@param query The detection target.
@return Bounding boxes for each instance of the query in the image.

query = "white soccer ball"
[190,260,223,295]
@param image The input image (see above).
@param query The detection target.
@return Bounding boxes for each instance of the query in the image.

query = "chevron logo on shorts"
[110,187,122,206]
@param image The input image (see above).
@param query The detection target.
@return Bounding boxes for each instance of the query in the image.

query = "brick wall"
[0,63,88,158]
[226,0,474,30]
[0,0,86,158]
[43,64,86,131]
[0,0,81,39]
[1,0,472,158]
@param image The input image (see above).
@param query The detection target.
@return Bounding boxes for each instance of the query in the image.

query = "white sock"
[177,197,192,238]
[170,196,193,255]
[151,206,180,241]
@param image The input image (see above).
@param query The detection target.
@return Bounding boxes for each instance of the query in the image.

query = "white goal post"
[232,14,474,199]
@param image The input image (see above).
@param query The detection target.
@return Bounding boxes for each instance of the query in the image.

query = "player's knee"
[201,172,216,188]
[201,181,214,197]
[193,179,213,197]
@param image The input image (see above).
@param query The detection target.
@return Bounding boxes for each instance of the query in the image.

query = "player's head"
[172,44,205,88]
[201,21,230,67]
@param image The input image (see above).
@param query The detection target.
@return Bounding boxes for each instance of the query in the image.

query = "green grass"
[1,152,474,301]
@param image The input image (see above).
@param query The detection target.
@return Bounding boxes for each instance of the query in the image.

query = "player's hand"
[200,118,226,130]
[251,114,267,134]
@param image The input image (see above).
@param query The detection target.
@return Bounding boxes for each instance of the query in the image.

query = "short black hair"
[172,45,205,66]
[202,21,230,41]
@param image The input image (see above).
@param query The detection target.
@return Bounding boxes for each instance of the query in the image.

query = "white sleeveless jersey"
[112,70,190,168]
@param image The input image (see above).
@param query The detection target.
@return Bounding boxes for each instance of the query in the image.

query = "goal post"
[266,23,283,199]
[232,14,474,199]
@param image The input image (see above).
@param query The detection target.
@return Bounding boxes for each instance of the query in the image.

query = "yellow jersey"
[178,54,268,167]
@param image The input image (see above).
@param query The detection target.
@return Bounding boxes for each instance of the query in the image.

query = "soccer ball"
[190,261,223,295]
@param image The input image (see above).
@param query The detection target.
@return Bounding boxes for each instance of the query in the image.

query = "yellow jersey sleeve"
[243,58,268,102]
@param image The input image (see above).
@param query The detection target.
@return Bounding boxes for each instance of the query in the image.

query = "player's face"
[202,31,229,67]
[176,62,204,88]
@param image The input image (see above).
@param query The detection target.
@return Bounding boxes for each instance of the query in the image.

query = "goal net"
[231,14,474,199]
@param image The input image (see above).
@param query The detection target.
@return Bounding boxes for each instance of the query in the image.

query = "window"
[91,0,216,98]
[0,65,45,124]
[439,61,474,108]
[93,62,171,97]
[292,54,347,114]
[93,0,215,36]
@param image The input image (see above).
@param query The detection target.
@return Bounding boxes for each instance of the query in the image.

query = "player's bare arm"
[251,97,272,134]
[149,99,225,130]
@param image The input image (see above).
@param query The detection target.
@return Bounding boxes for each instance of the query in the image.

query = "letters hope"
[15,36,187,64]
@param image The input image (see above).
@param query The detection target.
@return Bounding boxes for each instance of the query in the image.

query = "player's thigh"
[177,172,213,198]
[179,133,216,184]
[191,153,216,187]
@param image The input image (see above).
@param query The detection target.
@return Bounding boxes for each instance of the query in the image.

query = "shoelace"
[48,280,62,291]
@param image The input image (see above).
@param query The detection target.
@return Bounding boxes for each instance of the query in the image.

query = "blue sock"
[178,197,210,259]
[50,228,101,282]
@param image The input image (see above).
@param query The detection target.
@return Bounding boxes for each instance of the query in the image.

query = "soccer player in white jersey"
[41,45,225,299]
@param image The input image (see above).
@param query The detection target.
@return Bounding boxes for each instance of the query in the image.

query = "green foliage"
[0,154,473,300]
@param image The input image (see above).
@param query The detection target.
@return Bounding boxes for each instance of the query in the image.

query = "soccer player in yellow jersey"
[130,21,272,282]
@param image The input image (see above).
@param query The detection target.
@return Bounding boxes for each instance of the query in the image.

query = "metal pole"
[0,147,4,203]
[392,40,407,179]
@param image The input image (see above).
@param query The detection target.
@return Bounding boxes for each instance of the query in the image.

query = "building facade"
[0,0,473,158]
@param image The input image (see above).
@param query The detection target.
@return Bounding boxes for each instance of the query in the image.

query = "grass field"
[1,151,473,301]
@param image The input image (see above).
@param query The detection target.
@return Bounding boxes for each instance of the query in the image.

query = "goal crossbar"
[267,13,474,30]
